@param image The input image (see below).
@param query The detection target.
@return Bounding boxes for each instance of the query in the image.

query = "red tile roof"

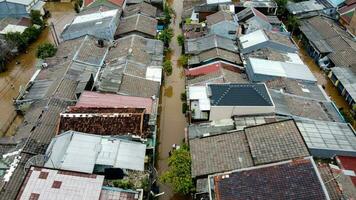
[75,91,154,113]
[84,0,94,7]
[336,156,356,186]
[185,61,243,77]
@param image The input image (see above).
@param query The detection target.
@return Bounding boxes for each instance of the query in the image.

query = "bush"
[22,26,41,44]
[160,144,193,195]
[181,92,187,102]
[163,5,173,25]
[5,32,28,52]
[158,28,174,46]
[182,102,188,114]
[30,10,44,27]
[37,43,57,59]
[178,55,189,67]
[113,179,134,190]
[177,34,184,46]
[163,60,173,76]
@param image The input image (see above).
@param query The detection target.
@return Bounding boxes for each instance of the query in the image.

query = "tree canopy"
[37,43,57,59]
[158,28,174,46]
[160,144,194,195]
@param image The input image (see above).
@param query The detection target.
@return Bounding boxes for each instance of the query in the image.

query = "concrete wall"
[241,40,297,54]
[209,105,275,121]
[0,2,28,18]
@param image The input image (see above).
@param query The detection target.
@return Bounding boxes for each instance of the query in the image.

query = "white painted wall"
[209,105,275,121]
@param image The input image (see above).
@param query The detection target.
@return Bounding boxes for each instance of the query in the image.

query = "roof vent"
[98,39,104,48]
[128,48,133,54]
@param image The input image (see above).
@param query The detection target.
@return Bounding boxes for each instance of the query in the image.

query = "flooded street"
[296,39,355,127]
[0,3,75,137]
[157,0,188,199]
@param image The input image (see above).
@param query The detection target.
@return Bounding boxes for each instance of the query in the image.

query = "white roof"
[18,167,104,200]
[249,57,317,82]
[0,24,27,34]
[72,9,118,24]
[189,86,211,110]
[207,0,231,4]
[239,29,268,49]
[146,67,162,83]
[45,131,146,173]
[3,0,33,5]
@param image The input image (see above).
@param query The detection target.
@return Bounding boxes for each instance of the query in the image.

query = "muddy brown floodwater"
[295,38,355,127]
[0,2,75,137]
[157,0,189,199]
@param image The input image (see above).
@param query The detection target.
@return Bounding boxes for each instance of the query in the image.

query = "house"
[299,16,356,68]
[188,83,275,121]
[190,119,309,178]
[61,9,121,41]
[16,166,143,200]
[188,47,242,66]
[97,34,163,97]
[269,89,344,122]
[206,11,238,40]
[123,2,157,17]
[206,10,235,26]
[245,57,317,83]
[329,66,356,106]
[0,0,45,18]
[115,14,157,39]
[84,0,126,8]
[182,23,208,39]
[287,0,336,18]
[296,119,356,157]
[45,131,146,173]
[0,17,31,37]
[208,157,330,200]
[238,29,297,54]
[58,107,151,137]
[81,0,121,15]
[234,0,278,15]
[185,61,247,86]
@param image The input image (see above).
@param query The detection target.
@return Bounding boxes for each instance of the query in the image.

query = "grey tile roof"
[206,10,234,26]
[209,83,273,106]
[190,131,253,177]
[185,34,238,55]
[106,34,164,66]
[210,157,330,200]
[119,74,160,97]
[189,48,242,65]
[116,14,157,38]
[188,120,235,139]
[73,36,108,66]
[124,2,157,17]
[317,164,343,200]
[331,67,356,102]
[244,120,310,165]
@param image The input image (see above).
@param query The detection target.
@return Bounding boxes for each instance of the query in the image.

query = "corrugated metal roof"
[331,67,356,102]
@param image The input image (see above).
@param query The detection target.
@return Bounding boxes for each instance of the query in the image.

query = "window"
[38,172,49,179]
[52,181,62,189]
[29,193,40,200]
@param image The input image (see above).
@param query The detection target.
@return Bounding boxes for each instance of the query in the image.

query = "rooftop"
[331,67,356,102]
[185,34,238,55]
[244,119,310,165]
[190,131,254,177]
[206,10,234,26]
[188,119,235,139]
[209,157,330,200]
[296,119,356,157]
[188,48,242,66]
[182,23,208,39]
[336,156,356,186]
[208,83,274,106]
[16,166,104,200]
[287,0,326,14]
[116,14,157,38]
[59,107,150,137]
[45,131,146,173]
[73,35,109,66]
[75,91,154,114]
[123,2,157,17]
[247,57,317,82]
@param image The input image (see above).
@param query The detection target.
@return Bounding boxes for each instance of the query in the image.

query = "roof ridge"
[215,85,232,105]
[252,84,271,105]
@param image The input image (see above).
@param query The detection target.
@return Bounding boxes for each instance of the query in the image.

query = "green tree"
[178,55,189,67]
[22,26,41,44]
[113,179,134,190]
[177,34,184,46]
[275,0,288,17]
[158,28,174,46]
[286,15,300,35]
[30,10,44,27]
[5,32,27,52]
[160,144,194,195]
[163,59,173,76]
[163,4,173,25]
[37,43,57,59]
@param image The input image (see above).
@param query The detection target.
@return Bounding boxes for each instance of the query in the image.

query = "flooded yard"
[156,0,188,199]
[0,2,75,136]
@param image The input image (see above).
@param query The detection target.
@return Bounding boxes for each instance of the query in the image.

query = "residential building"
[45,131,146,173]
[287,0,336,18]
[185,61,247,86]
[188,83,275,121]
[329,66,356,106]
[182,23,208,39]
[238,29,297,54]
[115,14,157,39]
[209,19,238,40]
[234,0,278,15]
[245,57,317,83]
[84,0,126,8]
[208,157,330,200]
[299,16,356,68]
[0,17,31,36]
[0,0,45,18]
[123,2,157,17]
[338,0,356,37]
[61,9,121,41]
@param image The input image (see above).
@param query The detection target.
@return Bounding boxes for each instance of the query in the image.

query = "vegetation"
[177,34,185,46]
[178,55,189,67]
[74,0,83,13]
[182,102,188,114]
[160,144,194,195]
[286,15,300,34]
[163,60,173,76]
[113,179,134,190]
[163,4,174,25]
[181,92,187,102]
[5,32,28,52]
[275,0,288,17]
[158,28,174,46]
[37,43,57,59]
[30,10,44,27]
[140,176,149,191]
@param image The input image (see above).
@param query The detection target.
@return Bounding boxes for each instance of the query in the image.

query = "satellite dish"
[24,154,46,174]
